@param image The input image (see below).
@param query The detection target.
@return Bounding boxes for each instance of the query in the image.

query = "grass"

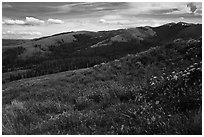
[2,38,202,135]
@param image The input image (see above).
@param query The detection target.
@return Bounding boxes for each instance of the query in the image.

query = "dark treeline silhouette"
[4,39,156,82]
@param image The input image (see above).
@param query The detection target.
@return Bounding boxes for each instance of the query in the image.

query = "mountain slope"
[152,22,201,42]
[3,22,201,58]
[2,37,202,135]
[2,22,202,82]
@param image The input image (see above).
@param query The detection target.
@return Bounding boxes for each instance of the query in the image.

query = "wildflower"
[173,75,178,80]
[121,125,124,131]
[147,118,151,125]
[151,116,156,122]
[153,76,157,79]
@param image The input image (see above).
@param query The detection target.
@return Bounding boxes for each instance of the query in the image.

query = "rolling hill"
[2,22,202,83]
[2,33,202,135]
[3,22,201,58]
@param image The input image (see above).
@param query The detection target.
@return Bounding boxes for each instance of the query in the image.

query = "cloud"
[126,3,182,14]
[157,3,201,15]
[99,19,106,23]
[3,17,44,26]
[180,17,184,20]
[3,30,42,39]
[3,17,45,26]
[2,2,202,39]
[151,8,179,14]
[17,31,42,35]
[49,2,128,17]
[3,30,42,35]
[187,3,197,13]
[25,17,45,25]
[3,17,65,26]
[2,30,15,35]
[195,9,202,15]
[132,18,173,27]
[99,15,131,25]
[186,3,202,15]
[47,18,64,24]
[3,19,26,25]
[125,2,202,17]
[2,3,12,8]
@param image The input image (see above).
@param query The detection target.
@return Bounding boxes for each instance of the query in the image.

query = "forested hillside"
[2,37,202,135]
[2,22,202,83]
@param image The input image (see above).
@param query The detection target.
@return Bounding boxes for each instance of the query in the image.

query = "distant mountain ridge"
[153,22,201,42]
[2,22,202,81]
[3,22,201,59]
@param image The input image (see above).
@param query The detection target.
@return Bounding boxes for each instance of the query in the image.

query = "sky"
[2,2,202,39]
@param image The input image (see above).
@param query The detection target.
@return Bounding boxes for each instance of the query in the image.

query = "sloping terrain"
[2,22,201,83]
[153,22,201,42]
[2,39,30,53]
[18,31,94,58]
[3,27,157,58]
[2,37,202,135]
[2,22,201,56]
[2,39,30,47]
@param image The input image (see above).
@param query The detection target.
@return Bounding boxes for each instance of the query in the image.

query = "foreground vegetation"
[2,38,202,134]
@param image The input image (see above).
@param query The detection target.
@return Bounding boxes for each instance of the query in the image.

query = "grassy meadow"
[2,38,202,135]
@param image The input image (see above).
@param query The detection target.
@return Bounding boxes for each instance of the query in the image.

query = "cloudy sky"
[2,2,202,39]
